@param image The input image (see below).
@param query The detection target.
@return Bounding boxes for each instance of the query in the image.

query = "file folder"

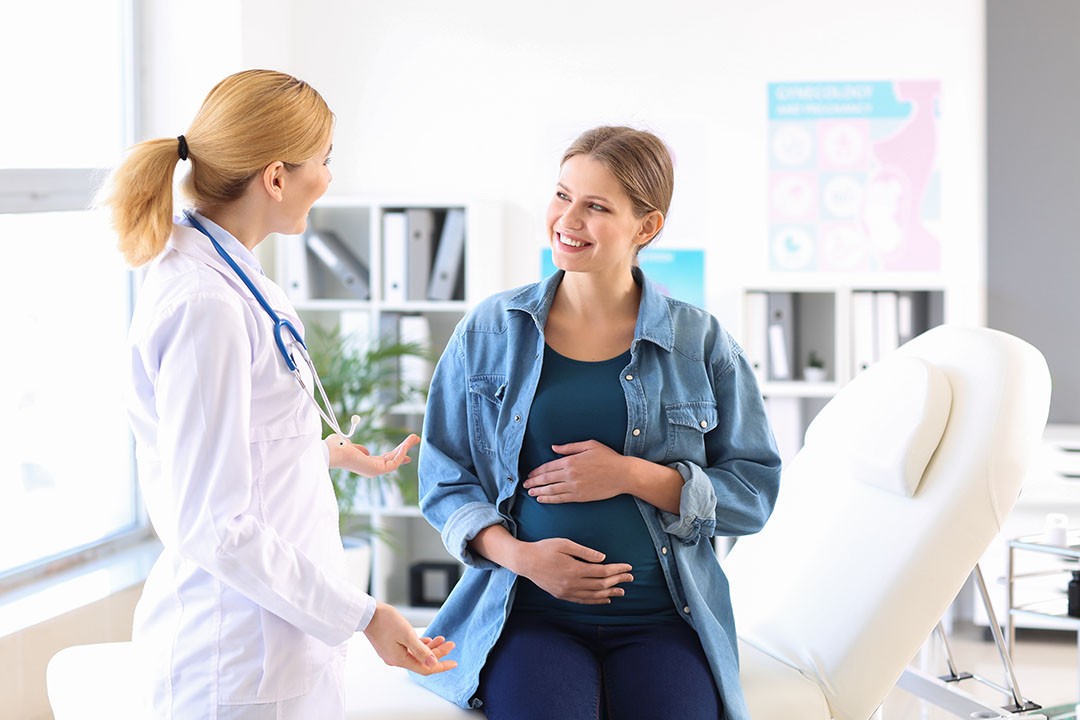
[383,211,407,303]
[398,314,433,396]
[304,228,370,300]
[280,234,310,301]
[427,208,466,301]
[851,291,876,374]
[766,292,795,381]
[875,291,900,360]
[405,209,435,301]
[743,292,769,384]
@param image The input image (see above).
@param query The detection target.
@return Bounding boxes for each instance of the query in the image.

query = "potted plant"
[803,350,828,383]
[305,323,431,587]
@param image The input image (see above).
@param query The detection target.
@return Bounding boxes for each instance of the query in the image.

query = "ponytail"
[99,70,333,267]
[99,137,184,267]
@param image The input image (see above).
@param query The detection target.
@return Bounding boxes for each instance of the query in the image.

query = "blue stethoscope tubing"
[184,211,360,444]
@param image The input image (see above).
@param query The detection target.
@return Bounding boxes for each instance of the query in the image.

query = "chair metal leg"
[936,621,973,682]
[899,564,1044,717]
[972,564,1040,713]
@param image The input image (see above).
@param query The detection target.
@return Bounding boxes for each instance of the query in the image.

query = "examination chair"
[47,325,1049,720]
[726,324,1051,719]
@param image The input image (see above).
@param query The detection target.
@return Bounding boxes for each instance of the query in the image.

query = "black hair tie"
[177,135,189,161]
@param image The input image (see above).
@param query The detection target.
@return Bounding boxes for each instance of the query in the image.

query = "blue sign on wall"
[540,248,706,310]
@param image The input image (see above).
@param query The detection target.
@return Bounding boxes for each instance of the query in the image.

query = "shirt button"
[683,606,691,614]
[625,374,634,381]
[632,428,641,437]
[514,415,521,422]
[700,420,708,428]
[661,546,668,555]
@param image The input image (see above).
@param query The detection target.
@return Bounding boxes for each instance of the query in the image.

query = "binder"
[398,314,433,396]
[427,208,466,301]
[304,228,370,300]
[851,291,876,374]
[764,396,803,467]
[280,234,310,301]
[405,209,435,301]
[874,291,900,361]
[766,293,795,381]
[897,291,928,344]
[382,211,407,303]
[743,292,769,384]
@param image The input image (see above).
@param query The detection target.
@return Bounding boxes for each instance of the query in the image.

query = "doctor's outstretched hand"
[363,602,458,675]
[328,433,420,478]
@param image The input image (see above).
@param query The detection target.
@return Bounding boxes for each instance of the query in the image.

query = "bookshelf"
[273,196,503,623]
[739,278,948,465]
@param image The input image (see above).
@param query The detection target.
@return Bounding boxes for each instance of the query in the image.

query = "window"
[0,0,147,581]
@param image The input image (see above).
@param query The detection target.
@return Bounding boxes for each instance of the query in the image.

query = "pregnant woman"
[414,125,782,720]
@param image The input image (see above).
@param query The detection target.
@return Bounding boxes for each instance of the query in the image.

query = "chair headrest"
[803,355,952,497]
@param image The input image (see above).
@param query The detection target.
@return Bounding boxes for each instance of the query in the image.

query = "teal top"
[512,344,679,624]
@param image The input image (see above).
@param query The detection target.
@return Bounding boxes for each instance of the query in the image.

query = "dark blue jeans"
[477,613,723,720]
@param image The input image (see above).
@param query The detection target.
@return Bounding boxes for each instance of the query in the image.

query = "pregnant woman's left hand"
[523,440,629,503]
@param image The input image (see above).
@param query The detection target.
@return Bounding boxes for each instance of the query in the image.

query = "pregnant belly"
[512,492,675,619]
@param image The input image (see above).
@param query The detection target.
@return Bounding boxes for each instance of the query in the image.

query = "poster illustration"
[768,80,941,272]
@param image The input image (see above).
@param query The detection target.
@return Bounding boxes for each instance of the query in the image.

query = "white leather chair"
[726,325,1052,720]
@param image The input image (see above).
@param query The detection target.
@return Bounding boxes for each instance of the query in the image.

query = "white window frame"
[0,0,153,590]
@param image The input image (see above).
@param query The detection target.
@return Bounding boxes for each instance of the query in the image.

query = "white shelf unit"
[739,279,947,465]
[273,196,503,623]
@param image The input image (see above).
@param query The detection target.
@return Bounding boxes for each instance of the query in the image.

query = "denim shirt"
[413,268,781,719]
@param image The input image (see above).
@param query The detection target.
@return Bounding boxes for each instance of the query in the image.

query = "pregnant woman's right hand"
[520,538,634,604]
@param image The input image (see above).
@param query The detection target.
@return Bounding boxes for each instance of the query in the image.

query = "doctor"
[99,69,456,718]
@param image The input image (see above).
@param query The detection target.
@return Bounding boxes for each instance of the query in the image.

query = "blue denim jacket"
[413,269,781,719]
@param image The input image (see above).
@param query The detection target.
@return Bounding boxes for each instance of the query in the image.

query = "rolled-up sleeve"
[661,345,782,545]
[419,330,506,569]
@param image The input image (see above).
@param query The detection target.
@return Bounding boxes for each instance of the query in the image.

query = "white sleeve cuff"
[354,593,378,633]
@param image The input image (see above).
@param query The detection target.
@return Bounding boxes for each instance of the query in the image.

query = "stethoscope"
[185,211,361,447]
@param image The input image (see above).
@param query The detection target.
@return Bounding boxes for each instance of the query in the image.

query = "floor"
[879,622,1078,719]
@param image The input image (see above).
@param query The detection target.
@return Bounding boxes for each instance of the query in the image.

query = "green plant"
[807,350,825,369]
[305,323,432,533]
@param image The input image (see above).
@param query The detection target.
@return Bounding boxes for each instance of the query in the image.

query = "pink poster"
[768,81,941,272]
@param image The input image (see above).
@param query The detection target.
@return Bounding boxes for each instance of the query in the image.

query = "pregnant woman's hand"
[519,538,634,604]
[523,440,628,503]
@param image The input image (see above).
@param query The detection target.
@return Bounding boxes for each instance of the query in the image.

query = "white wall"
[145,0,985,329]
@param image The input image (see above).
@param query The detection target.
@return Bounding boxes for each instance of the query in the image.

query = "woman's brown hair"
[562,125,675,250]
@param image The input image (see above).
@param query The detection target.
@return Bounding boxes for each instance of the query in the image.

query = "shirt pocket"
[664,401,719,465]
[468,374,507,456]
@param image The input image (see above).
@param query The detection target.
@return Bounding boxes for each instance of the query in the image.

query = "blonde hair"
[100,69,334,266]
[562,126,674,251]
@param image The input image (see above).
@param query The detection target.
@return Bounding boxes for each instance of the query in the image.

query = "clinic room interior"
[4,1,1080,718]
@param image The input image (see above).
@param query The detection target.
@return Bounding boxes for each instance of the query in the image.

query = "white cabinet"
[272,196,502,623]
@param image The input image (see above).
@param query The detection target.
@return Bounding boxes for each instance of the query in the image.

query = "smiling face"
[546,154,659,280]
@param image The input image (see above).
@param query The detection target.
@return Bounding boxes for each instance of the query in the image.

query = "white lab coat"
[125,214,376,718]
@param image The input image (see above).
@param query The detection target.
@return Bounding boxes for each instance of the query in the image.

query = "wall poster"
[768,80,941,272]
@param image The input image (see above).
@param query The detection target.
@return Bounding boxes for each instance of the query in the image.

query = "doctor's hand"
[519,538,634,605]
[363,602,458,676]
[523,440,630,504]
[328,433,420,477]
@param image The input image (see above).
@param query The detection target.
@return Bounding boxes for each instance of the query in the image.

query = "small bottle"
[1068,571,1080,618]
